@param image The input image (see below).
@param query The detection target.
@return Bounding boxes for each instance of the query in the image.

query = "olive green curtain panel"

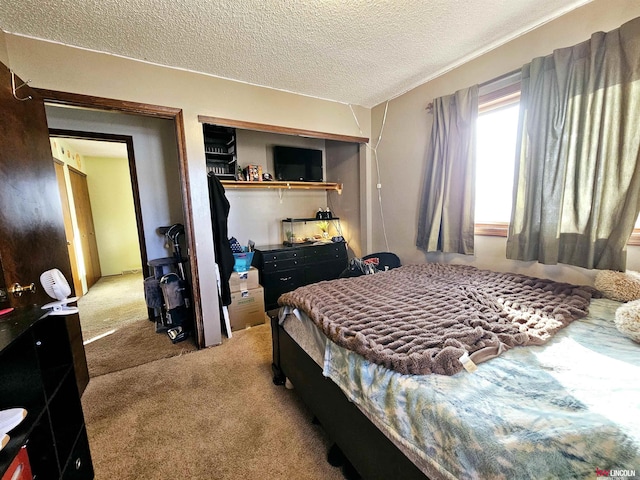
[506,17,640,271]
[417,86,478,254]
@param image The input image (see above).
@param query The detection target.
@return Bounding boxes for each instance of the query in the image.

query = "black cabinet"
[254,242,348,311]
[0,309,93,479]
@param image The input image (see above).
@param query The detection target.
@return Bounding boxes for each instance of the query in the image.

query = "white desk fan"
[40,268,79,315]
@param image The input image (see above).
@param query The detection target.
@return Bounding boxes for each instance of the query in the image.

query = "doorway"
[39,91,205,349]
[49,131,147,296]
[46,111,199,375]
[49,135,151,354]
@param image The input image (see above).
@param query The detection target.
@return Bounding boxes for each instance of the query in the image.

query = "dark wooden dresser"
[0,308,93,480]
[254,242,348,311]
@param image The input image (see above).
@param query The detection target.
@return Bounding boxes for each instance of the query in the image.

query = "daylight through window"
[475,102,519,225]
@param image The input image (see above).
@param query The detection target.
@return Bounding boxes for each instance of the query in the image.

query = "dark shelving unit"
[0,309,93,479]
[203,124,237,180]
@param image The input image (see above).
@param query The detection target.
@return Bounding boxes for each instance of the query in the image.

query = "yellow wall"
[3,34,371,346]
[51,137,84,171]
[369,0,640,285]
[84,155,142,276]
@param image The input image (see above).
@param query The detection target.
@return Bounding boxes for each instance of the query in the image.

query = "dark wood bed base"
[270,316,428,480]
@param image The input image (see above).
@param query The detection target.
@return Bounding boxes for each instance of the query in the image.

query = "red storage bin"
[2,447,32,480]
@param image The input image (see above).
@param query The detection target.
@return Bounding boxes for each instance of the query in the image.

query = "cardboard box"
[228,286,266,331]
[229,267,260,292]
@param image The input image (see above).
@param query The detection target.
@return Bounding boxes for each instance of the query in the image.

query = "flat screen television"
[273,146,323,182]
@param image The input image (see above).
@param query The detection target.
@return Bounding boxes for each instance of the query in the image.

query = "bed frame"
[270,316,428,480]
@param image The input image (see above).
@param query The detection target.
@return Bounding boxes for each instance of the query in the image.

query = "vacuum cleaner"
[156,223,193,343]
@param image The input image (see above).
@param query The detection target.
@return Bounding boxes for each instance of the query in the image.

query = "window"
[475,103,519,224]
[474,81,520,237]
[473,84,640,247]
[630,215,640,246]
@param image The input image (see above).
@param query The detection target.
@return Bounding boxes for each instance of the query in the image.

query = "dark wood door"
[0,63,72,308]
[68,167,102,289]
[0,62,89,394]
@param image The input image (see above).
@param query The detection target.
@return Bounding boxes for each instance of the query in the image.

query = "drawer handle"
[280,276,292,282]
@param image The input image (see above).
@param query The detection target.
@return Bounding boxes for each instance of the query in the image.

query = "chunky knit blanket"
[278,263,599,375]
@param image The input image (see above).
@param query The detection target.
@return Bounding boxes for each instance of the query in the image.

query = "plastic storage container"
[232,251,254,272]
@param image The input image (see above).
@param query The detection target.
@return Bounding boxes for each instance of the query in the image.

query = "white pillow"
[615,299,640,343]
[594,270,640,302]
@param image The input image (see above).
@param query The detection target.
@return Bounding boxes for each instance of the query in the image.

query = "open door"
[0,64,72,306]
[53,159,83,296]
[68,167,102,289]
[0,62,88,392]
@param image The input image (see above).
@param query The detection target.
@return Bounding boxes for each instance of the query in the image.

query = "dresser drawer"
[262,269,305,309]
[254,242,347,311]
[304,243,346,258]
[306,252,347,265]
[262,257,304,273]
[305,259,347,284]
[260,249,303,263]
[262,269,304,287]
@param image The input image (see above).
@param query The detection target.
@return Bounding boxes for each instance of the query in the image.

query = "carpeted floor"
[78,272,149,338]
[82,323,345,480]
[78,273,197,377]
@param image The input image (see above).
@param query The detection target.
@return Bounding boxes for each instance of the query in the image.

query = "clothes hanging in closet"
[207,173,234,306]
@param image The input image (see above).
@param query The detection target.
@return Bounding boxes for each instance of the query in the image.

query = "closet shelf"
[220,180,343,194]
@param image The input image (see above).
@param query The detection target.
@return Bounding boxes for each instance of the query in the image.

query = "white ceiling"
[57,138,128,159]
[1,0,592,108]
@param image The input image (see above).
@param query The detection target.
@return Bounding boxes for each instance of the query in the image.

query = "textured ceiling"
[1,0,592,107]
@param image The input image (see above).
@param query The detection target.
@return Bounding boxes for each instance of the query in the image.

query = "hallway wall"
[84,154,142,276]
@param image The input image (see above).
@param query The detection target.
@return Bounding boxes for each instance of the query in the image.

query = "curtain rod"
[425,68,521,112]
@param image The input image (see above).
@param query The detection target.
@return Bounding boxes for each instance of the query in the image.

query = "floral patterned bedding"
[281,298,640,479]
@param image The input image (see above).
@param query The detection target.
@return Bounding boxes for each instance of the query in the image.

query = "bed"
[270,263,640,480]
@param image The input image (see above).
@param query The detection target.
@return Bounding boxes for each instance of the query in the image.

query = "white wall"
[326,141,362,258]
[4,34,371,346]
[369,0,640,285]
[84,155,142,276]
[0,31,8,66]
[226,130,329,247]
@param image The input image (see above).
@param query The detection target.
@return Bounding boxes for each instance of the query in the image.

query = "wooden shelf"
[221,180,343,194]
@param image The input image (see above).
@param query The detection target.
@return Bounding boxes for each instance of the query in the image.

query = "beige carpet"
[78,272,149,337]
[82,323,345,480]
[83,318,197,377]
[78,272,197,377]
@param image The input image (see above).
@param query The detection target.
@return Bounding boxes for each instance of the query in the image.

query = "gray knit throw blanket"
[278,263,599,375]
